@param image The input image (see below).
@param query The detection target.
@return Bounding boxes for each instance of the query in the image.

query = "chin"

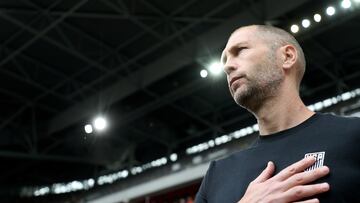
[234,93,249,106]
[233,90,259,110]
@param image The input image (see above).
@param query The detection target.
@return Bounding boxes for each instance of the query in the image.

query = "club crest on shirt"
[304,151,325,171]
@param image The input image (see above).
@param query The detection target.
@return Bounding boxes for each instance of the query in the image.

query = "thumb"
[253,161,275,183]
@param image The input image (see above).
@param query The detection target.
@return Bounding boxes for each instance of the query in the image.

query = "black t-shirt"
[195,113,360,203]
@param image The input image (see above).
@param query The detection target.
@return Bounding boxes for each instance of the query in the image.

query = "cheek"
[229,85,234,96]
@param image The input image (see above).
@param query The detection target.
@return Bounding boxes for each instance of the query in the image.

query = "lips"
[229,76,244,88]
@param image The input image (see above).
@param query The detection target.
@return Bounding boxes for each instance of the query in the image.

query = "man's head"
[221,25,306,111]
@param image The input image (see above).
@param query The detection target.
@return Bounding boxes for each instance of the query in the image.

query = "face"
[221,27,284,110]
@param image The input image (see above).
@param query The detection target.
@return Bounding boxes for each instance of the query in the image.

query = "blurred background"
[1,0,360,202]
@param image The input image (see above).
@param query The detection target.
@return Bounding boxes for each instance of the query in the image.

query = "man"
[195,25,360,202]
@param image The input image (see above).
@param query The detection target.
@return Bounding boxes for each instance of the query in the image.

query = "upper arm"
[195,161,216,203]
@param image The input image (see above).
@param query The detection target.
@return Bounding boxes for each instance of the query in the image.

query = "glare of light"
[70,181,83,190]
[341,92,352,101]
[290,24,299,33]
[122,170,129,178]
[192,155,202,164]
[326,6,336,16]
[354,0,360,3]
[314,102,324,111]
[301,19,311,28]
[200,69,208,78]
[171,163,181,171]
[87,179,95,187]
[341,0,351,8]
[34,187,50,196]
[94,117,107,131]
[84,124,93,134]
[314,14,322,22]
[252,124,259,132]
[170,153,178,162]
[208,140,215,147]
[208,62,223,75]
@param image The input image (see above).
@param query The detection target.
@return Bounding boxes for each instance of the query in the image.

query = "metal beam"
[0,60,76,103]
[101,0,163,40]
[0,1,84,102]
[1,8,224,23]
[0,7,110,74]
[41,11,179,147]
[0,7,156,21]
[11,47,88,97]
[306,39,348,89]
[3,0,62,47]
[0,3,90,98]
[0,85,57,113]
[0,3,122,130]
[66,0,236,98]
[141,86,225,134]
[0,0,88,67]
[49,0,240,134]
[49,0,312,135]
[14,0,199,109]
[0,150,108,166]
[5,0,193,100]
[128,126,170,147]
[2,0,195,143]
[0,115,34,151]
[0,58,78,131]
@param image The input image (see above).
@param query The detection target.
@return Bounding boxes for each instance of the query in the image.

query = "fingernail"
[306,156,316,161]
[321,166,330,173]
[322,183,330,190]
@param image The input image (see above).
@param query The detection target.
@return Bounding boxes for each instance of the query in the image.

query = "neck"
[251,86,314,136]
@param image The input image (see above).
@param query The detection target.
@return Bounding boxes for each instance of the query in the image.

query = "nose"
[223,57,237,75]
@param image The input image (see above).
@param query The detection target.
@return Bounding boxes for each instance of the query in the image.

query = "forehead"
[225,27,259,49]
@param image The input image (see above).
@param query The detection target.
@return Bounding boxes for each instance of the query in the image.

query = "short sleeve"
[195,161,215,203]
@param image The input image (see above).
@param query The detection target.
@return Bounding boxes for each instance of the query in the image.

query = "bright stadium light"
[290,24,299,33]
[302,19,311,28]
[94,117,107,131]
[341,0,351,8]
[326,6,336,16]
[200,69,208,78]
[170,153,178,162]
[84,124,93,134]
[314,14,322,22]
[208,62,223,75]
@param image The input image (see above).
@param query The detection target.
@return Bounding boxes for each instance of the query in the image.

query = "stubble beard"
[232,57,283,112]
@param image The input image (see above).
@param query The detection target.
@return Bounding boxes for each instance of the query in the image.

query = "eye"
[235,47,247,55]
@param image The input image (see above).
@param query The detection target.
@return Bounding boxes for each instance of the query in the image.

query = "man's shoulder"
[318,112,360,121]
[310,113,360,142]
[316,113,360,128]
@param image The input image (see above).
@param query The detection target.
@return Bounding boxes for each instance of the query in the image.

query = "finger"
[274,156,316,181]
[253,161,275,183]
[293,198,319,203]
[283,183,330,202]
[284,166,330,189]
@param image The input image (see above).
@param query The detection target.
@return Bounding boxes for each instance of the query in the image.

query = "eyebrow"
[221,42,248,65]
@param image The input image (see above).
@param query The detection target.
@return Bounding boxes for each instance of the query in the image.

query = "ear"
[279,45,297,70]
